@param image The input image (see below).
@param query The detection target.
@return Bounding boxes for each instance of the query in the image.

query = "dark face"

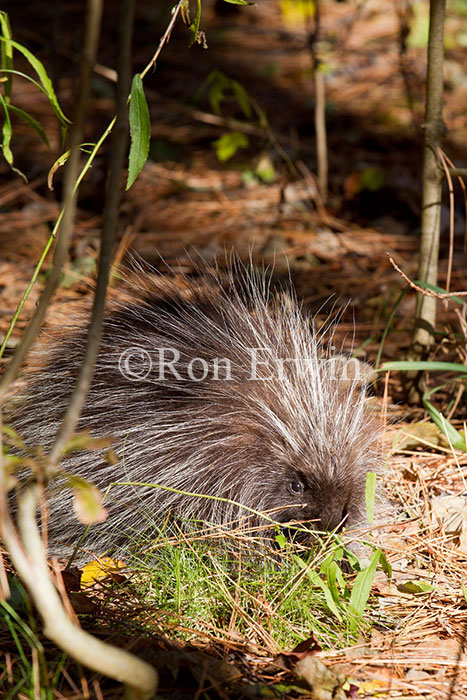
[275,469,366,538]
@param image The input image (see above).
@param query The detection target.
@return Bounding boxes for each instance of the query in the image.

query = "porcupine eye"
[289,479,304,495]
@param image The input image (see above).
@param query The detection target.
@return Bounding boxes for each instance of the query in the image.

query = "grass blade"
[380,360,467,373]
[365,472,376,525]
[423,398,467,451]
[348,549,380,631]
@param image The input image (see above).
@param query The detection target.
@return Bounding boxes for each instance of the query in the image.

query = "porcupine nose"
[318,504,348,532]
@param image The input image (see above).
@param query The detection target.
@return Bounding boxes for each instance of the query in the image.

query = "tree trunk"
[407,0,446,402]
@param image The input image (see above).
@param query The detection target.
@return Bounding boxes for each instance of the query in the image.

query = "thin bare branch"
[140,0,184,80]
[388,254,467,298]
[48,0,135,464]
[436,147,455,292]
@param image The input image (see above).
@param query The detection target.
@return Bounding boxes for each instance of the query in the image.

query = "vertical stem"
[314,66,328,202]
[306,0,328,203]
[413,0,446,349]
[49,0,134,464]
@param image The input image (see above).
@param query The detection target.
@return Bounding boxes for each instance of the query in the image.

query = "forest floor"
[1,0,467,698]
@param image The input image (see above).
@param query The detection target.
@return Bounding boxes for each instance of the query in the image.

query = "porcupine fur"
[8,264,380,558]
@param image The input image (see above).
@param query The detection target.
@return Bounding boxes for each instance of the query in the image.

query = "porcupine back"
[9,266,380,558]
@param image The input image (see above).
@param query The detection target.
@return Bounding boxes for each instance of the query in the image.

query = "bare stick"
[436,147,454,292]
[388,254,467,298]
[141,0,184,79]
[314,67,328,202]
[48,0,135,464]
[306,0,328,203]
[441,153,467,254]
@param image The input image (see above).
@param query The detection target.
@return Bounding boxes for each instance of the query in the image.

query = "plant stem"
[413,0,446,349]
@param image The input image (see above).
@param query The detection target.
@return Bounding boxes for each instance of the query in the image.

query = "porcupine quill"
[7,262,381,559]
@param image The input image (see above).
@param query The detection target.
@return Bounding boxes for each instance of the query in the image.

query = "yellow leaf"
[355,678,391,695]
[80,556,126,588]
[280,0,315,26]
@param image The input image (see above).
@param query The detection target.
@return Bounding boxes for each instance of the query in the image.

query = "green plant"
[380,282,467,451]
[116,526,391,649]
[0,11,69,179]
[0,580,69,699]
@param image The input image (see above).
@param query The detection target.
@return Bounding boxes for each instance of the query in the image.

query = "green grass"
[103,523,392,650]
[0,580,69,700]
[1,525,393,698]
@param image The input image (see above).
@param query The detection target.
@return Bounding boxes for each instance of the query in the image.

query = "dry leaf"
[80,556,126,588]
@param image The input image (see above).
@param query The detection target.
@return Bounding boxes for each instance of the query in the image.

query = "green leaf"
[392,421,441,451]
[188,0,202,47]
[321,547,343,572]
[422,398,466,451]
[295,556,343,621]
[232,81,252,118]
[325,560,342,607]
[0,37,69,124]
[48,149,71,189]
[223,0,256,5]
[335,562,350,598]
[365,472,376,525]
[340,546,361,572]
[275,530,287,548]
[0,93,13,165]
[61,431,113,455]
[0,67,57,100]
[213,131,249,162]
[414,281,467,307]
[8,104,49,146]
[380,360,467,373]
[360,166,385,191]
[348,549,380,631]
[407,5,429,48]
[377,550,392,579]
[2,424,27,450]
[61,255,97,288]
[0,11,13,101]
[209,81,224,116]
[398,580,434,595]
[255,152,276,183]
[204,71,254,119]
[0,94,25,179]
[0,594,41,647]
[126,73,150,190]
[259,683,312,696]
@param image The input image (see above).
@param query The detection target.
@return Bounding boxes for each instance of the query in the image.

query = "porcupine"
[8,264,380,558]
